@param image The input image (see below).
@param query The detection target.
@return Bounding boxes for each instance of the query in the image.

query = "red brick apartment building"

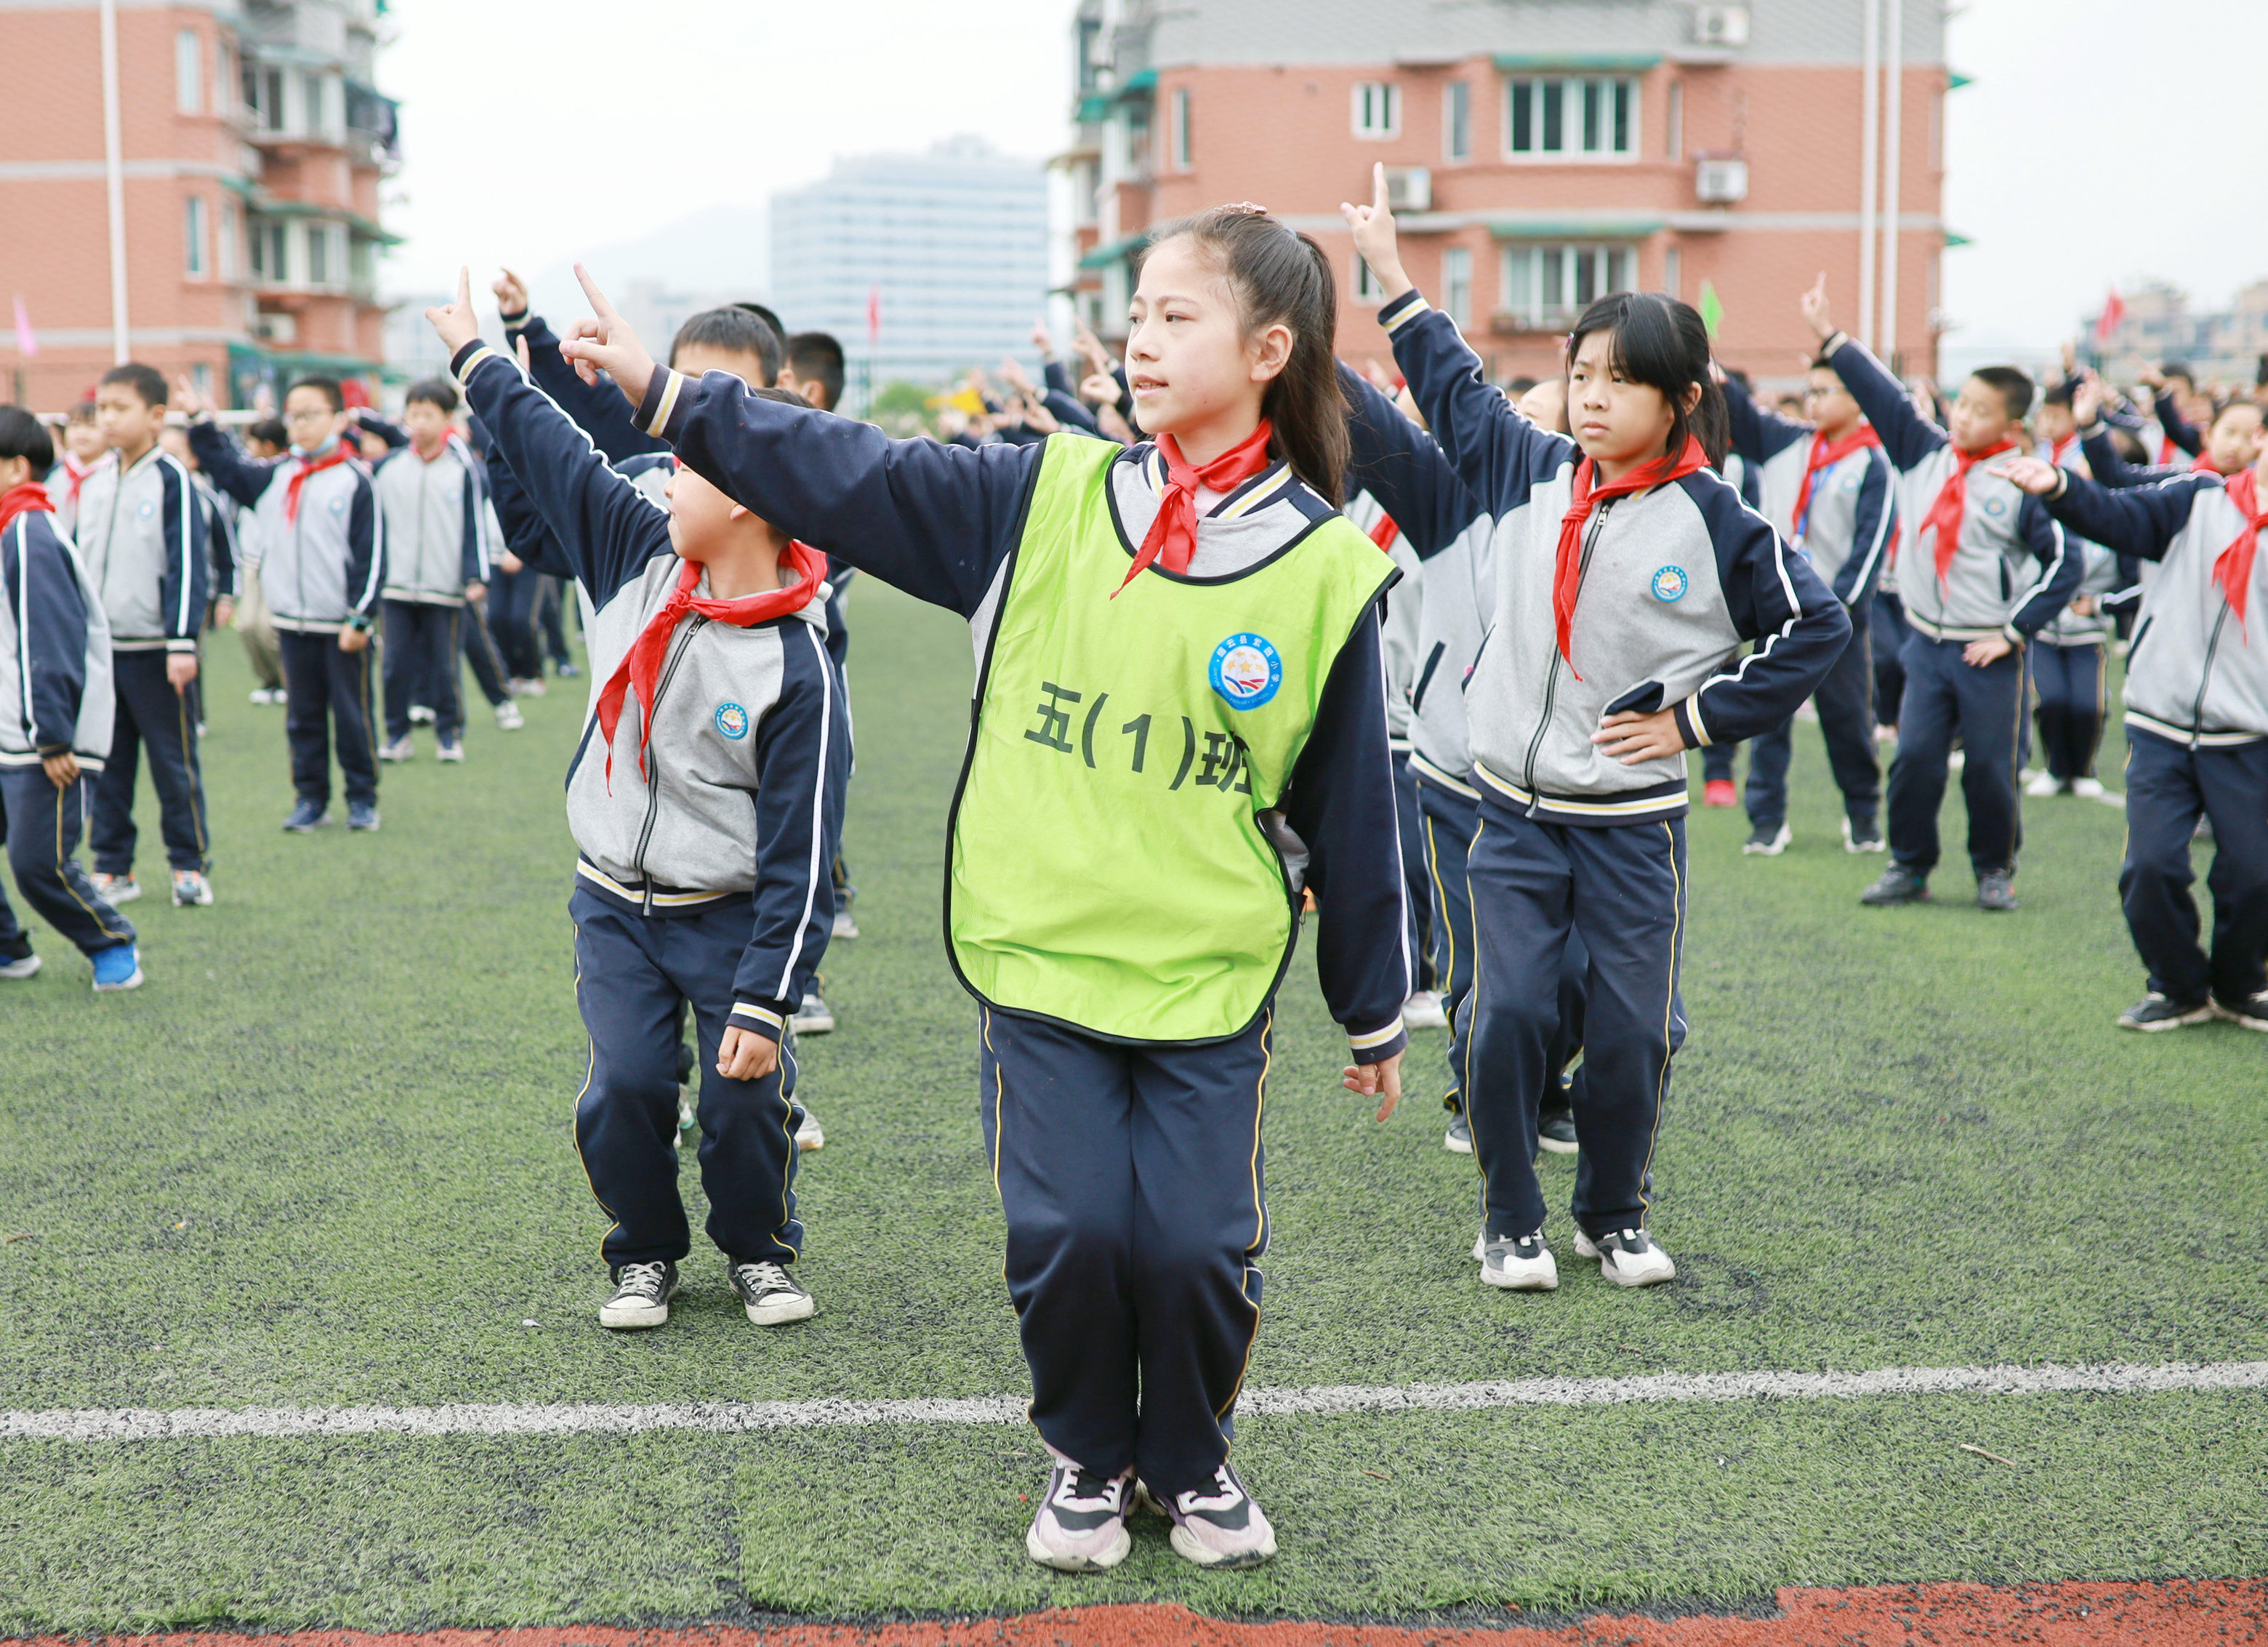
[1058,0,1953,388]
[0,0,400,412]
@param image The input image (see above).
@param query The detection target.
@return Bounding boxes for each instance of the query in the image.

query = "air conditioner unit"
[252,312,297,345]
[1694,154,1749,204]
[1693,4,1750,46]
[1383,166,1432,213]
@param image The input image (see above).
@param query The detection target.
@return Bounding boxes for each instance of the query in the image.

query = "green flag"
[1697,280,1724,338]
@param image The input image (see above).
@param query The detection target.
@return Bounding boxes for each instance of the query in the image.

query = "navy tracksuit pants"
[1465,795,1685,1239]
[1870,592,1908,728]
[1390,752,1436,992]
[1702,741,1738,786]
[2031,642,2106,783]
[978,1003,1271,1499]
[91,649,211,877]
[2120,728,2268,1008]
[536,574,574,669]
[486,565,544,680]
[278,629,379,810]
[1745,600,1880,834]
[571,884,805,1270]
[0,767,137,959]
[382,600,467,743]
[462,600,512,709]
[1887,632,2027,879]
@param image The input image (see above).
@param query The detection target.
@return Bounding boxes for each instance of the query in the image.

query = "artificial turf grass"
[2,581,2266,1627]
[3,1390,2263,1632]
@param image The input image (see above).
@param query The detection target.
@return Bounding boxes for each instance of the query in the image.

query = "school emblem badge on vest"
[1209,633,1282,710]
[139,499,156,519]
[1649,565,1689,603]
[714,701,749,740]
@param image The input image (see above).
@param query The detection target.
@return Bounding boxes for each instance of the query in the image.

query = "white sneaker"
[494,701,525,731]
[1402,988,1448,1030]
[1580,1226,1677,1287]
[1159,1463,1277,1569]
[408,705,435,725]
[726,1257,815,1325]
[379,735,414,763]
[794,1106,825,1151]
[91,872,141,905]
[1473,1229,1558,1290]
[598,1260,679,1329]
[1742,821,1793,855]
[435,738,465,762]
[831,908,860,939]
[791,993,835,1035]
[2072,777,2106,799]
[2024,770,2060,798]
[1948,749,1966,772]
[1025,1457,1133,1572]
[1841,816,1886,853]
[514,677,547,698]
[0,952,41,980]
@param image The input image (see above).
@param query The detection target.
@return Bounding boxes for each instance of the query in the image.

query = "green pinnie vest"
[947,433,1396,1044]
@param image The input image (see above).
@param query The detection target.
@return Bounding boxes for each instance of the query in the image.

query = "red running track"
[28,1581,2267,1646]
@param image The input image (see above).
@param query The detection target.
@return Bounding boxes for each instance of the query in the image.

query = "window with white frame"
[305,221,337,285]
[1353,81,1400,140]
[184,196,207,276]
[1663,245,1681,301]
[248,220,288,281]
[212,39,231,115]
[219,201,238,280]
[1666,80,1683,159]
[1504,75,1638,158]
[176,30,202,113]
[1441,246,1473,328]
[1499,243,1637,326]
[1171,87,1192,169]
[302,71,328,137]
[1444,81,1471,161]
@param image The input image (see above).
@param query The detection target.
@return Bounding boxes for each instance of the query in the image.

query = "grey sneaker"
[2211,992,2268,1032]
[1537,1103,1578,1154]
[790,991,835,1034]
[92,871,141,905]
[169,869,214,906]
[793,1106,825,1152]
[1975,869,2019,911]
[1577,1226,1677,1287]
[2117,993,2213,1032]
[598,1260,679,1329]
[379,734,414,763]
[1473,1228,1558,1290]
[1025,1457,1133,1571]
[1443,1110,1472,1153]
[1860,864,1930,906]
[347,802,380,831]
[1159,1462,1277,1569]
[726,1257,815,1326]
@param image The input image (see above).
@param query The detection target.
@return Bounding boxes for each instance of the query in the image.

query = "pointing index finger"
[1372,159,1388,212]
[456,265,472,312]
[574,262,619,321]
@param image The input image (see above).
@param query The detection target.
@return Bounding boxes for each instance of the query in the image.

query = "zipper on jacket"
[630,615,707,914]
[2184,604,2232,751]
[1519,499,1614,815]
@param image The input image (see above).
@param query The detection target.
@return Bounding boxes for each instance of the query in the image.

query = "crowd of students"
[0,164,2261,1574]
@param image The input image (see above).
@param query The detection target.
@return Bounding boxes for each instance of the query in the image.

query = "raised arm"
[507,310,670,465]
[1990,456,2205,563]
[1798,275,1947,474]
[2155,388,2201,458]
[1339,362,1485,562]
[182,416,280,511]
[1719,371,1813,467]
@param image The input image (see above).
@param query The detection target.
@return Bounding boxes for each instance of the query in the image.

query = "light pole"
[1857,0,1879,351]
[1878,0,1905,371]
[99,0,131,365]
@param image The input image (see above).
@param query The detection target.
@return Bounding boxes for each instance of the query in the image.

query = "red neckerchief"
[0,482,54,541]
[594,541,829,789]
[2195,451,2221,475]
[1114,419,1276,597]
[1365,511,1399,552]
[1791,424,1881,541]
[1918,439,2019,587]
[2050,432,2079,467]
[1553,437,1710,679]
[2216,467,2264,630]
[2160,435,2179,466]
[58,454,95,510]
[414,439,451,464]
[284,443,351,523]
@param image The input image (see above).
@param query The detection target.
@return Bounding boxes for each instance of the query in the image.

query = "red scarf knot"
[2216,468,2264,631]
[1552,438,1711,680]
[1114,419,1276,597]
[593,541,830,791]
[284,444,352,523]
[60,455,94,510]
[0,481,55,541]
[1791,424,1882,544]
[1917,439,2019,589]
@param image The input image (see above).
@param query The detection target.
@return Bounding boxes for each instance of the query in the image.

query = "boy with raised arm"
[1720,357,1897,854]
[1801,277,2080,912]
[374,379,494,764]
[1994,440,2268,1032]
[427,273,844,1332]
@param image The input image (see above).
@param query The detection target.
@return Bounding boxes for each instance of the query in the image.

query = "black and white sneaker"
[1842,816,1886,853]
[790,991,835,1034]
[726,1257,816,1325]
[1025,1457,1133,1571]
[1156,1463,1276,1569]
[2211,992,2268,1032]
[1473,1228,1558,1290]
[1443,1110,1472,1153]
[1859,864,1929,905]
[598,1260,680,1329]
[1575,1226,1677,1287]
[2117,993,2213,1032]
[1742,821,1792,855]
[1537,1103,1578,1154]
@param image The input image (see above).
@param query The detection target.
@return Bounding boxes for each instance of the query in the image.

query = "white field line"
[4,1361,2263,1444]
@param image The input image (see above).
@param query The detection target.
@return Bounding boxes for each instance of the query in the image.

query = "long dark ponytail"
[1138,205,1350,506]
[1565,291,1729,470]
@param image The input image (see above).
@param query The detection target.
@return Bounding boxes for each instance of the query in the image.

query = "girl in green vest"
[556,209,1412,1572]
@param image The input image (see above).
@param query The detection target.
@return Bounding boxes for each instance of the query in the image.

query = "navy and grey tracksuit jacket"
[626,358,1413,1065]
[1380,289,1851,824]
[374,437,498,604]
[1822,334,2078,647]
[71,446,209,658]
[188,428,384,633]
[1721,376,1896,608]
[452,339,845,1040]
[2,507,113,772]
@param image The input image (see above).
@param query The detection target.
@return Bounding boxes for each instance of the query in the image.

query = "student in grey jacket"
[183,374,386,833]
[0,408,143,991]
[73,365,212,908]
[1994,446,2268,1034]
[1347,172,1849,1295]
[374,379,494,763]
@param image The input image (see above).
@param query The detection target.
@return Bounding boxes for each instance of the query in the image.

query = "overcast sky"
[380,0,2266,371]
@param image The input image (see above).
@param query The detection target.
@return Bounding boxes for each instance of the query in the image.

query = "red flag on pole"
[866,285,881,345]
[2095,286,2126,343]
